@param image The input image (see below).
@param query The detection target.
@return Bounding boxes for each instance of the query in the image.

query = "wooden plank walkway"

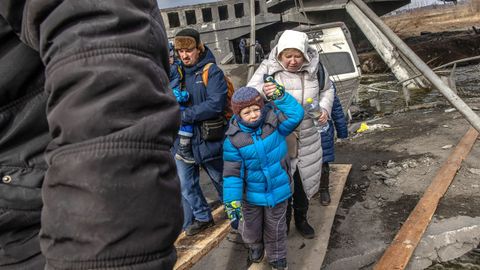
[175,163,352,270]
[174,206,229,270]
[249,164,351,270]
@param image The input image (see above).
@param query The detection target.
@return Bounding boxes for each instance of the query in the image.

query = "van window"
[319,52,355,75]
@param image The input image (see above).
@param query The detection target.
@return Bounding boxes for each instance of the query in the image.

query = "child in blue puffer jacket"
[223,86,303,270]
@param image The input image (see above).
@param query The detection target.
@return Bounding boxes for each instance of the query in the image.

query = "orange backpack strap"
[201,63,214,86]
[200,63,235,120]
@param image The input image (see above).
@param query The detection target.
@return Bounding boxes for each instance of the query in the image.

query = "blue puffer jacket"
[223,93,304,207]
[174,46,228,163]
[321,94,348,163]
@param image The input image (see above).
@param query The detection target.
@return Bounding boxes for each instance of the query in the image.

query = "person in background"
[247,30,335,239]
[174,28,227,236]
[0,1,182,269]
[255,40,265,63]
[239,38,247,64]
[319,93,348,206]
[223,86,304,270]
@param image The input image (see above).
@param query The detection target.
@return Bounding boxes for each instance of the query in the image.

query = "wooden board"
[374,128,479,270]
[249,164,352,270]
[174,206,229,270]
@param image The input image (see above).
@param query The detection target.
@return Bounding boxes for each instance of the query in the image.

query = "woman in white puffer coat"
[247,30,335,239]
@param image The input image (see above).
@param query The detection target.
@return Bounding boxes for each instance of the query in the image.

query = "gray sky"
[157,0,459,10]
[157,0,217,9]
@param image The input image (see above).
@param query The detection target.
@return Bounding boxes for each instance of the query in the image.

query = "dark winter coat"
[175,46,228,164]
[321,94,348,163]
[0,1,182,269]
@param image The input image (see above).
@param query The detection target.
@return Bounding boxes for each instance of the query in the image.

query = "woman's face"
[239,105,262,123]
[279,49,305,72]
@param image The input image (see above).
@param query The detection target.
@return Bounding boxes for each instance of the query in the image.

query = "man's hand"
[225,201,242,229]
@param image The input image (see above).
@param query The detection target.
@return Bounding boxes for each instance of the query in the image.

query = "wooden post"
[346,3,416,104]
[374,128,479,270]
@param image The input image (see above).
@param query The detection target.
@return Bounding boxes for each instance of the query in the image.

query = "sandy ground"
[358,1,480,74]
[383,1,480,38]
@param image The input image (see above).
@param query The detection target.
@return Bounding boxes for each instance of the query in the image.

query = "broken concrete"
[322,246,385,270]
[407,216,480,269]
[322,216,480,270]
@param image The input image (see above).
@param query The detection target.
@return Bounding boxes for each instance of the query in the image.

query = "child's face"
[239,105,262,123]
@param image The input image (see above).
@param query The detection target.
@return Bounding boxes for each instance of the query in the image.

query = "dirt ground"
[321,4,480,267]
[358,1,480,74]
[383,1,480,38]
[323,96,480,268]
[359,31,480,74]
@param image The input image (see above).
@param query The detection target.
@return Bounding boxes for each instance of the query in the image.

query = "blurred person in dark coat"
[0,1,182,269]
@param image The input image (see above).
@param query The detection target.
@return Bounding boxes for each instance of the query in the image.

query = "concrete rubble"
[408,216,480,270]
[323,216,480,270]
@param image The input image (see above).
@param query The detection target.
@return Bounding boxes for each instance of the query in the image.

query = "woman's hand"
[318,109,329,124]
[263,82,277,99]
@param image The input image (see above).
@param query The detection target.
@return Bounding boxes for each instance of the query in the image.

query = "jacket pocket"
[0,165,43,210]
[0,166,43,266]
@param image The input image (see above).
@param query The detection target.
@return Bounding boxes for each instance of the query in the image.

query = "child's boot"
[175,135,195,164]
[248,244,264,263]
[320,163,331,206]
[270,258,288,270]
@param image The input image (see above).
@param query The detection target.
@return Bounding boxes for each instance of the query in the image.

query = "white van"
[304,22,361,116]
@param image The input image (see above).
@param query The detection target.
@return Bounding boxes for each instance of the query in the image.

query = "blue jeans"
[175,158,223,229]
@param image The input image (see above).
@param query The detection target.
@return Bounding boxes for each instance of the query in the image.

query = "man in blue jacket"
[174,28,227,235]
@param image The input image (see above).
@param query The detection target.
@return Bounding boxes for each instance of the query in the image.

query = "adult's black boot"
[294,208,315,239]
[185,219,214,236]
[285,199,292,235]
[320,163,331,206]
